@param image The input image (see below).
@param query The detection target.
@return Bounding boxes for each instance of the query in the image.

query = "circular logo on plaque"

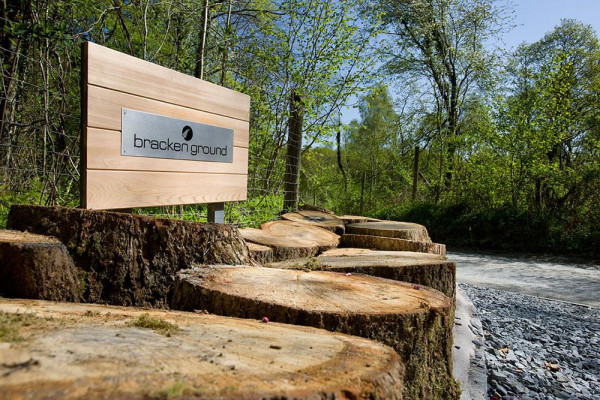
[182,125,193,141]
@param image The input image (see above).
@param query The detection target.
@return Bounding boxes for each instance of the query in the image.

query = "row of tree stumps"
[0,204,460,399]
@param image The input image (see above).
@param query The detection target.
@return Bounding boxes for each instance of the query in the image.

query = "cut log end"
[268,248,456,300]
[240,220,340,262]
[172,265,458,399]
[342,234,446,257]
[0,299,403,400]
[0,229,62,244]
[337,215,381,224]
[346,221,431,242]
[0,229,81,302]
[174,265,450,315]
[281,210,345,235]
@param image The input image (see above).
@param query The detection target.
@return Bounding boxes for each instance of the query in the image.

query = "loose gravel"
[460,283,600,400]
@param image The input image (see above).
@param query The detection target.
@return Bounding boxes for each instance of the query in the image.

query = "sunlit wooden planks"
[86,85,249,148]
[86,170,248,210]
[81,42,250,210]
[86,42,250,121]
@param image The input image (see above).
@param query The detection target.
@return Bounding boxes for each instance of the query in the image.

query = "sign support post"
[207,203,225,223]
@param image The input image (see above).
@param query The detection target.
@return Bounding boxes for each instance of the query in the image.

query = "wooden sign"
[81,42,250,210]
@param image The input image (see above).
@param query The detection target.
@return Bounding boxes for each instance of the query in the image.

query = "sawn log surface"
[268,248,456,300]
[0,299,403,400]
[172,266,459,399]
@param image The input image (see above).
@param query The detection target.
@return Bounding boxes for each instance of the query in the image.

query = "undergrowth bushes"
[374,203,600,258]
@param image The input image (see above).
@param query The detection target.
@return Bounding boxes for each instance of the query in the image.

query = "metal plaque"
[121,109,234,163]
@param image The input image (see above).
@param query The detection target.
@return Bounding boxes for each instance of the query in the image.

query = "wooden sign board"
[81,42,249,210]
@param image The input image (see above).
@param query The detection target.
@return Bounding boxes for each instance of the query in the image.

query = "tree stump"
[246,242,273,265]
[0,299,403,400]
[0,230,81,302]
[7,205,249,307]
[281,210,345,234]
[342,234,446,257]
[268,248,456,301]
[337,215,381,224]
[172,266,459,399]
[346,221,432,242]
[239,220,340,262]
[298,204,335,214]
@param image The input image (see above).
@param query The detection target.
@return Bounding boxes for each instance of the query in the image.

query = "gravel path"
[460,283,600,399]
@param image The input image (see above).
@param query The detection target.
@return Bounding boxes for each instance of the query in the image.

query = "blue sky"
[503,0,600,50]
[341,0,600,123]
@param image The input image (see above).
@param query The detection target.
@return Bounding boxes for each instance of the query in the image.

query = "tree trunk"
[360,170,366,214]
[195,0,210,79]
[246,242,273,265]
[7,205,249,307]
[412,146,420,200]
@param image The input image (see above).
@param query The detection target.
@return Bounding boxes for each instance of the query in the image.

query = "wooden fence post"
[283,91,304,212]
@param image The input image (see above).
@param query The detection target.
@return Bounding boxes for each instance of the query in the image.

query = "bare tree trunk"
[195,0,210,79]
[112,0,134,55]
[360,171,366,214]
[336,125,347,190]
[220,0,232,86]
[412,146,419,201]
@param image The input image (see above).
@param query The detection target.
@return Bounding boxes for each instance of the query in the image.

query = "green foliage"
[375,202,600,257]
[303,19,600,257]
[1,2,598,258]
[0,184,43,229]
[227,193,284,227]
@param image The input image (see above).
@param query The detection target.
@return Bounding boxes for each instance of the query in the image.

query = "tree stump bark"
[0,230,81,302]
[268,248,456,301]
[346,221,432,242]
[172,266,459,399]
[342,234,446,257]
[7,205,249,307]
[247,242,273,265]
[0,299,403,400]
[240,220,339,262]
[281,210,345,234]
